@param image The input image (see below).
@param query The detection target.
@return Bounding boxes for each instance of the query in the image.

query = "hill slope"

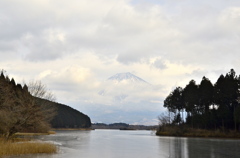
[0,71,91,136]
[50,101,91,128]
[34,97,92,129]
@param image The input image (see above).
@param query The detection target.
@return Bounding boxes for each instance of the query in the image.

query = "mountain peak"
[108,72,147,83]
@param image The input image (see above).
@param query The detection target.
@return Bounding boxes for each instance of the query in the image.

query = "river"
[9,130,240,158]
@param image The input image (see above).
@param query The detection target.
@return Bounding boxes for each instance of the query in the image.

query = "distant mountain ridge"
[92,123,157,130]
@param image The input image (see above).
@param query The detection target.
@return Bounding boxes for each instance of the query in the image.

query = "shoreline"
[51,128,93,131]
[156,132,240,140]
[156,126,240,139]
[15,131,56,136]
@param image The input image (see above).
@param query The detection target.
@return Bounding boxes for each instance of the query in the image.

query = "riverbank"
[156,126,240,139]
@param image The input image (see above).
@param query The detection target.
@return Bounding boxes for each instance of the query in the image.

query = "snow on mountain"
[107,72,147,83]
[98,72,150,102]
[94,72,161,125]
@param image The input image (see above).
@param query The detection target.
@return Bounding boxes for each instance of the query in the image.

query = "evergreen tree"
[198,76,214,128]
[161,68,240,131]
[163,87,184,124]
[199,76,214,114]
[183,80,199,116]
[214,69,239,130]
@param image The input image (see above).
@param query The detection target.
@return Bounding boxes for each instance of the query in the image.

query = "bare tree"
[27,80,56,101]
[24,80,56,132]
[157,111,174,132]
[158,111,172,126]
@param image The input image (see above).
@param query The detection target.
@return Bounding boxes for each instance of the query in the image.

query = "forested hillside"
[0,72,52,138]
[0,71,91,139]
[35,97,92,129]
[50,101,91,128]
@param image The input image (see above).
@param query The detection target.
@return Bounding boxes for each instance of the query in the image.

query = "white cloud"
[1,0,240,124]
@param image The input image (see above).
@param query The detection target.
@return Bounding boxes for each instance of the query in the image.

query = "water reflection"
[7,130,240,158]
[159,136,240,158]
[158,137,188,158]
[187,138,240,158]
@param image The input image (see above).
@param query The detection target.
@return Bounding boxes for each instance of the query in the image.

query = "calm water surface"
[9,130,240,158]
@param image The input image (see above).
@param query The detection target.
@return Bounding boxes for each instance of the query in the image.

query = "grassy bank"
[0,131,58,157]
[0,140,57,157]
[156,126,240,139]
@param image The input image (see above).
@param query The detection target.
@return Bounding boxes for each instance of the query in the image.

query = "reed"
[0,140,57,157]
[48,131,56,134]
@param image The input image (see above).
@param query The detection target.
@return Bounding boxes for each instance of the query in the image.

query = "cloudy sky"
[1,0,240,125]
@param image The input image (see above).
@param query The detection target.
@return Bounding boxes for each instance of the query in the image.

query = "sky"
[1,0,240,125]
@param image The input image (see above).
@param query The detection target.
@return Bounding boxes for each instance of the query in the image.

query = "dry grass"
[48,131,56,134]
[0,140,57,157]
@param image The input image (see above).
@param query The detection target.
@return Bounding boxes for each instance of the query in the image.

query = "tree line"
[163,69,240,131]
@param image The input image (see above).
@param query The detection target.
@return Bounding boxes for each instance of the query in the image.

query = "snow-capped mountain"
[107,72,147,83]
[94,72,161,125]
[98,72,150,102]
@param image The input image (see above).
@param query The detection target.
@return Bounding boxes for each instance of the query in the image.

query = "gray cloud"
[152,58,167,70]
[1,0,240,124]
[0,0,239,64]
